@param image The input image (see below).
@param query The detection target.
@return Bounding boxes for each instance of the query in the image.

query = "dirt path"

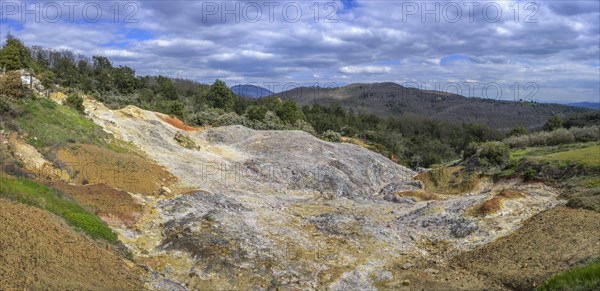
[453,206,600,290]
[0,198,145,290]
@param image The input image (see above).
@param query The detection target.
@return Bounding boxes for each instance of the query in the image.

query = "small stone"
[402,263,413,270]
[401,280,410,286]
[425,268,439,274]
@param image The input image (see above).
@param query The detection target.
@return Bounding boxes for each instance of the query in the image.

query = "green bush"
[65,93,85,113]
[504,134,530,148]
[546,128,575,146]
[477,142,509,167]
[571,126,600,143]
[0,71,24,99]
[463,142,480,159]
[509,125,528,137]
[322,130,342,142]
[245,105,268,121]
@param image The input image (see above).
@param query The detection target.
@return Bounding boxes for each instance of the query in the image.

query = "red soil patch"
[473,189,526,216]
[157,113,210,131]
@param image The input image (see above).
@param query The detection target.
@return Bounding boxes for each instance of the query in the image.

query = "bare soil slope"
[453,206,600,290]
[0,198,144,290]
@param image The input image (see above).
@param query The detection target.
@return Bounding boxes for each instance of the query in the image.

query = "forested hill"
[275,82,592,129]
[1,36,598,168]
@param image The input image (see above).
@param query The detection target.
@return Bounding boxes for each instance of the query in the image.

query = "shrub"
[509,125,528,137]
[546,128,574,146]
[0,98,11,113]
[65,93,85,113]
[462,142,480,159]
[503,135,530,148]
[477,142,509,167]
[528,131,551,147]
[0,71,24,99]
[570,126,600,143]
[245,105,267,121]
[322,130,342,142]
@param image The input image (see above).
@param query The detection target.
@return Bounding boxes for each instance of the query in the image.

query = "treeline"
[2,36,597,168]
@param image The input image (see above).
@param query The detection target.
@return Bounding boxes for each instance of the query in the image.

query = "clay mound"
[157,113,208,131]
[474,189,526,216]
[0,198,144,290]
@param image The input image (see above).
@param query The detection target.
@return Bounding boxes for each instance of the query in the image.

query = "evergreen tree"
[207,79,234,111]
[543,115,564,131]
[0,43,23,70]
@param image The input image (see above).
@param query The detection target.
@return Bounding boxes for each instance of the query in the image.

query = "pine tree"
[0,44,23,70]
[207,79,234,111]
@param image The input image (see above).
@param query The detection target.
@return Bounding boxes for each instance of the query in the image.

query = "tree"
[0,35,29,70]
[276,100,304,124]
[113,66,137,94]
[92,56,114,93]
[207,79,234,111]
[246,105,267,121]
[543,115,563,131]
[155,76,178,100]
[509,125,528,136]
[0,44,23,70]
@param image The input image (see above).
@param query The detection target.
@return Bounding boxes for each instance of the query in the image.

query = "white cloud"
[339,65,392,74]
[1,0,598,102]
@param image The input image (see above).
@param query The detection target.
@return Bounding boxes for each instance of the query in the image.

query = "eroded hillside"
[73,97,591,290]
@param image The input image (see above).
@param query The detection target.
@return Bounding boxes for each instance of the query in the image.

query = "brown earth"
[395,190,442,201]
[453,206,600,290]
[56,144,176,195]
[48,182,143,228]
[473,189,527,216]
[0,198,144,290]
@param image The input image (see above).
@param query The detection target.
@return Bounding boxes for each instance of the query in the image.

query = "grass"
[537,259,600,291]
[501,143,600,212]
[15,98,109,150]
[0,175,117,243]
[509,142,598,163]
[535,145,600,167]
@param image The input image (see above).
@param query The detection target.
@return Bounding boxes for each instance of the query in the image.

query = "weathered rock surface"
[83,99,563,290]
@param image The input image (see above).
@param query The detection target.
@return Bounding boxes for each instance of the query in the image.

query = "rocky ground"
[78,99,579,290]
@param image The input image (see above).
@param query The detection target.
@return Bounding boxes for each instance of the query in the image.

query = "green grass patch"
[537,259,600,291]
[15,98,108,150]
[575,176,600,189]
[0,175,117,243]
[535,145,600,167]
[509,142,598,162]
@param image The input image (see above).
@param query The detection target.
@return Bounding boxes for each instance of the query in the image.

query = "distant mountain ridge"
[275,82,593,129]
[231,84,274,99]
[564,102,600,111]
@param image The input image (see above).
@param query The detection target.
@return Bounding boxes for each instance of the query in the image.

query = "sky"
[1,0,599,103]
